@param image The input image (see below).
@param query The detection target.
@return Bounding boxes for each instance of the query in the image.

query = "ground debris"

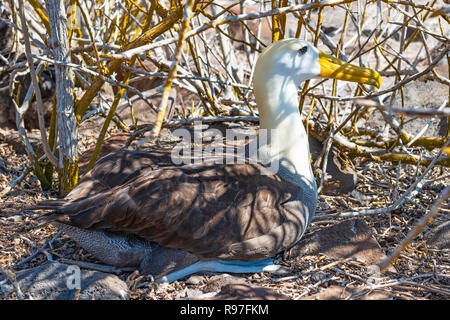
[0,127,448,300]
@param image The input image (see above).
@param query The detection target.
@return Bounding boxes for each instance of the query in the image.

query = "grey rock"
[0,129,41,155]
[309,136,357,195]
[366,80,448,138]
[0,263,129,300]
[268,266,293,277]
[182,287,205,299]
[425,221,450,250]
[7,215,23,223]
[350,190,372,206]
[185,275,205,286]
[311,271,327,282]
[286,218,392,269]
[301,285,394,300]
[199,284,290,300]
[204,274,247,293]
[0,283,12,298]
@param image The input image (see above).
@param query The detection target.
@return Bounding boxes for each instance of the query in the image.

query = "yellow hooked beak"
[318,51,382,88]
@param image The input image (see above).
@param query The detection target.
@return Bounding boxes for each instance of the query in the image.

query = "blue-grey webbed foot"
[157,259,280,283]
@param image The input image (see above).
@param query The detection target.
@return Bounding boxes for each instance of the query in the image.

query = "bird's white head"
[252,39,381,186]
[254,38,381,122]
[255,39,322,89]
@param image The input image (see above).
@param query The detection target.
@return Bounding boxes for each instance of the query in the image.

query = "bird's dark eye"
[298,46,308,54]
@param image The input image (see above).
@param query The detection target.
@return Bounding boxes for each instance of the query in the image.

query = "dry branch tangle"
[0,0,448,194]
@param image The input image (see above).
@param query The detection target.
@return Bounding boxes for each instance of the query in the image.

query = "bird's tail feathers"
[30,199,84,227]
[30,199,66,211]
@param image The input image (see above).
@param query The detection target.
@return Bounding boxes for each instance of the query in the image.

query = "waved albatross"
[35,39,381,283]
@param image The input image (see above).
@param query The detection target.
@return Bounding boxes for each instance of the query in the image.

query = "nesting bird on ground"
[34,39,381,282]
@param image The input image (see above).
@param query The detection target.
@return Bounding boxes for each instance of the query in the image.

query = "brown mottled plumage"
[33,39,380,281]
[38,149,314,261]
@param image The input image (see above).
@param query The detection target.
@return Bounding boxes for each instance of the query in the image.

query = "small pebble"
[185,275,204,285]
[311,271,327,282]
[7,215,23,223]
[0,283,12,298]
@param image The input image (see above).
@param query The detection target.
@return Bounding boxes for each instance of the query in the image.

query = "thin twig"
[0,266,24,300]
[17,0,59,167]
[379,185,450,273]
[0,167,33,199]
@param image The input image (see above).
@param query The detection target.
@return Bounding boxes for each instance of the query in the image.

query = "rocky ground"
[0,117,448,300]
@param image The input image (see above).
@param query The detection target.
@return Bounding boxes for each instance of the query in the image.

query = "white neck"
[255,75,316,188]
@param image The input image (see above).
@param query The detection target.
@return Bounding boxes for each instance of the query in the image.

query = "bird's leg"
[53,222,153,268]
[53,223,200,278]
